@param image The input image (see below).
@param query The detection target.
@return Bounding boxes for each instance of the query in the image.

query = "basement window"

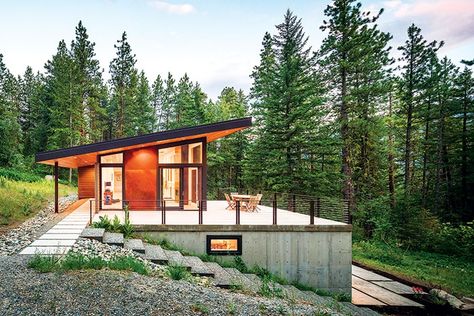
[206,235,242,256]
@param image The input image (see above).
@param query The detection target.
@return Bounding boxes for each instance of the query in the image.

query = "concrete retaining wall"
[138,225,352,294]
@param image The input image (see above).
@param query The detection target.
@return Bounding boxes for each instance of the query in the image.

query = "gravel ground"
[0,195,77,255]
[0,255,346,316]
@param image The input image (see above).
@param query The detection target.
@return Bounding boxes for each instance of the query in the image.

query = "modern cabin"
[35,117,252,213]
[35,116,352,295]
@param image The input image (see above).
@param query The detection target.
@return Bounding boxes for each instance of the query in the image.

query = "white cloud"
[383,0,474,47]
[148,0,195,15]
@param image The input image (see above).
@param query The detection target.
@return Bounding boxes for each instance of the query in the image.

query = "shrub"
[108,256,150,275]
[166,264,190,280]
[429,221,474,259]
[28,254,61,272]
[0,168,43,183]
[92,215,112,230]
[258,275,284,298]
[60,253,107,270]
[190,302,209,314]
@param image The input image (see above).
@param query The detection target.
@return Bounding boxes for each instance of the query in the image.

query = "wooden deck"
[352,265,424,308]
[94,200,346,226]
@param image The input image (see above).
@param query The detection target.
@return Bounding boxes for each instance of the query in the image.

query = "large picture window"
[206,235,242,255]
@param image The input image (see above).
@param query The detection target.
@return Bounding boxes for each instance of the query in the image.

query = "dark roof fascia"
[36,117,252,162]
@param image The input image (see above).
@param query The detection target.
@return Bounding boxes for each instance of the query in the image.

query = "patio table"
[231,194,252,205]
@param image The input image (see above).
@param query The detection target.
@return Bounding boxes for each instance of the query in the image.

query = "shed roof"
[36,117,252,168]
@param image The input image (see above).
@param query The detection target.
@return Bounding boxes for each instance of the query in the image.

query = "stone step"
[143,244,168,264]
[124,239,145,254]
[102,232,124,247]
[163,250,193,270]
[244,273,263,286]
[80,228,105,242]
[184,256,215,277]
[223,268,259,292]
[204,262,233,288]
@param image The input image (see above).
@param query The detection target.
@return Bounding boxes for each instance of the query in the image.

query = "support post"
[89,200,93,225]
[273,193,277,225]
[236,200,240,225]
[198,200,203,224]
[162,200,166,225]
[316,197,321,218]
[54,161,59,213]
[310,200,315,225]
[291,194,296,212]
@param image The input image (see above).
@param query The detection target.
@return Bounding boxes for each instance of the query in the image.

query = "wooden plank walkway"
[351,265,424,308]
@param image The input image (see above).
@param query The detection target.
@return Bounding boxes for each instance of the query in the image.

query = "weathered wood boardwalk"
[351,265,424,308]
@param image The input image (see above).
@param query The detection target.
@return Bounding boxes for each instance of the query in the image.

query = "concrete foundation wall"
[141,227,351,294]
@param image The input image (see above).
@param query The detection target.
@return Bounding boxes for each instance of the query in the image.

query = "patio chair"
[243,195,260,212]
[225,193,236,210]
[230,192,239,196]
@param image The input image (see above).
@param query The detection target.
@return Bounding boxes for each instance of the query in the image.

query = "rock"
[0,195,77,256]
[430,289,472,310]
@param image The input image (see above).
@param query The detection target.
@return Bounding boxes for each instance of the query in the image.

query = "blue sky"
[1,0,473,99]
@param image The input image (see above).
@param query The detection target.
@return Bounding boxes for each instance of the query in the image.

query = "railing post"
[273,193,277,225]
[316,197,321,218]
[89,200,93,225]
[310,200,315,225]
[236,200,240,225]
[291,194,296,212]
[162,200,166,225]
[258,190,262,205]
[198,200,203,224]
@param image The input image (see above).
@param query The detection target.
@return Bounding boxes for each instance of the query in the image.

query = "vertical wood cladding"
[124,147,157,210]
[78,165,95,199]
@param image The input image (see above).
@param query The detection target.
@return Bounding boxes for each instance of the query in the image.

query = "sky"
[0,0,473,100]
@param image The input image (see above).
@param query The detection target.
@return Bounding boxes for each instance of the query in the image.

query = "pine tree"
[44,40,80,151]
[151,74,164,131]
[70,21,107,143]
[132,70,155,135]
[109,32,139,137]
[318,0,392,221]
[247,10,322,198]
[0,53,22,166]
[397,24,442,193]
[160,72,176,130]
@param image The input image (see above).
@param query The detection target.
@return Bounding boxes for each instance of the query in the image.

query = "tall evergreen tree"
[109,32,139,138]
[318,0,392,221]
[0,54,22,166]
[397,24,442,193]
[70,21,107,143]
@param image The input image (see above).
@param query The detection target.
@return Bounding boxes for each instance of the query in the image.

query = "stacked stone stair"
[80,228,378,316]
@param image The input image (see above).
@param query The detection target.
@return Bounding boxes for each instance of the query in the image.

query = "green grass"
[28,253,150,275]
[0,176,76,227]
[166,264,191,280]
[353,240,474,297]
[190,302,209,314]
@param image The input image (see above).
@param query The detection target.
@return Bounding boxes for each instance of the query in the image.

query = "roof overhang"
[36,117,252,168]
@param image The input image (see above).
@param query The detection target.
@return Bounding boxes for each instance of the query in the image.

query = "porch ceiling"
[36,118,251,168]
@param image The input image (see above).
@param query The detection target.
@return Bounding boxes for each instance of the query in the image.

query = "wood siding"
[124,147,158,210]
[78,165,95,199]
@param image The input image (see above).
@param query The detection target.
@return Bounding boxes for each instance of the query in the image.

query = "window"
[159,142,202,164]
[206,235,242,255]
[100,153,123,164]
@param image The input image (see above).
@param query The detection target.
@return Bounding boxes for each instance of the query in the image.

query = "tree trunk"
[461,88,468,215]
[422,96,432,206]
[341,66,354,223]
[388,92,395,208]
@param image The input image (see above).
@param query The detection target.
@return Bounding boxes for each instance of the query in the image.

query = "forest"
[0,0,472,261]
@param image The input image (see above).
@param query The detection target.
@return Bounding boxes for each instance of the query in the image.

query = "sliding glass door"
[159,166,200,210]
